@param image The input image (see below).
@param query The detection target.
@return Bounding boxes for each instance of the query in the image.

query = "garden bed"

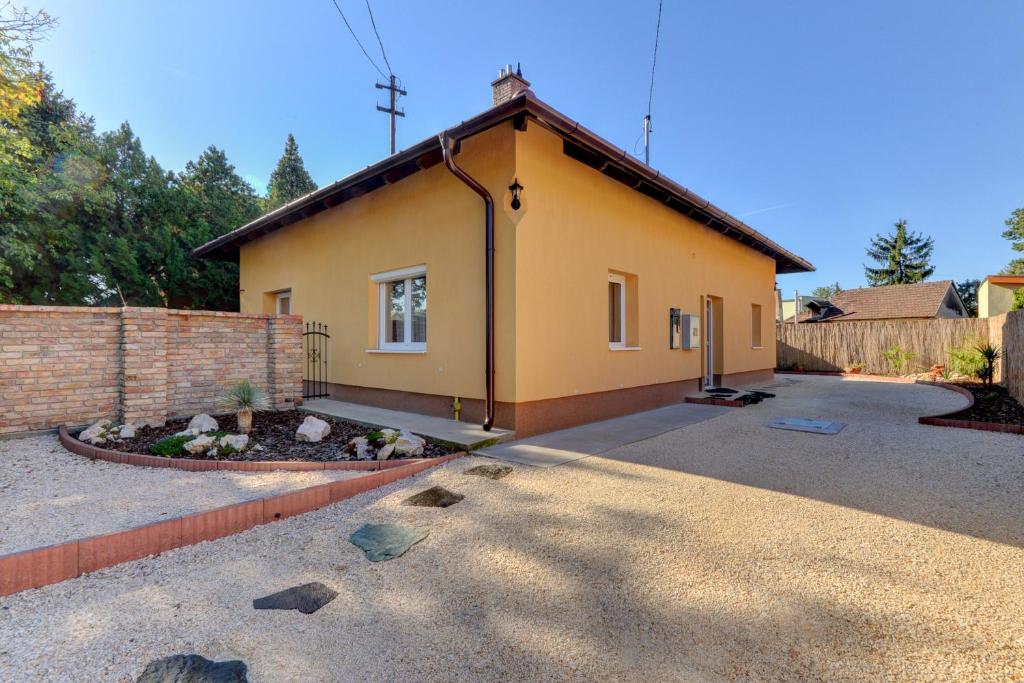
[98,410,454,462]
[940,383,1024,427]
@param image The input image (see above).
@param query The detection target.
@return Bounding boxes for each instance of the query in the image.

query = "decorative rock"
[403,486,464,508]
[380,428,400,444]
[296,415,330,443]
[136,654,247,682]
[376,443,395,460]
[350,523,428,562]
[393,431,426,456]
[207,447,219,458]
[174,428,201,438]
[183,434,215,455]
[251,443,265,452]
[117,423,137,439]
[79,420,112,444]
[346,436,370,459]
[464,463,513,480]
[219,434,249,451]
[252,582,339,614]
[187,413,219,433]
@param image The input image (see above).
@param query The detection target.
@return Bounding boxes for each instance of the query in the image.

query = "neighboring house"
[194,68,813,436]
[786,280,968,323]
[978,275,1024,318]
[779,295,827,323]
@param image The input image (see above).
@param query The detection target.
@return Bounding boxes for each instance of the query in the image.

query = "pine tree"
[265,133,316,210]
[1001,207,1024,275]
[864,219,935,286]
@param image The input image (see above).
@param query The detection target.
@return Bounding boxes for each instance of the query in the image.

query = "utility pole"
[376,74,406,155]
[643,114,652,165]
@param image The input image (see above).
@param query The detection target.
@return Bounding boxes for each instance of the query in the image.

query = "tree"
[1001,207,1024,275]
[955,279,980,317]
[864,219,935,286]
[265,133,316,210]
[810,282,842,299]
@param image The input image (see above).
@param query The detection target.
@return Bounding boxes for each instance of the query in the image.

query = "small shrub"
[882,345,915,375]
[217,380,271,434]
[151,435,193,457]
[975,342,1001,387]
[948,336,987,380]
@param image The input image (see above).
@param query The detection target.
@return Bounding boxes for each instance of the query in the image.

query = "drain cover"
[766,417,846,435]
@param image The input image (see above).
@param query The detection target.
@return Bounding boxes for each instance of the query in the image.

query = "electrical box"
[682,314,700,349]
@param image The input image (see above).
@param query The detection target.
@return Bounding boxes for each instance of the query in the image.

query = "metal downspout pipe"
[439,132,495,431]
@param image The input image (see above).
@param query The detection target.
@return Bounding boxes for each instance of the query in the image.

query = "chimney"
[491,63,531,106]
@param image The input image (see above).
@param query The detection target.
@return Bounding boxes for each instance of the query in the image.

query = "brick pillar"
[121,307,169,426]
[267,315,303,409]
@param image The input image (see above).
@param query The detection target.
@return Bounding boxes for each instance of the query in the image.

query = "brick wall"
[0,305,303,435]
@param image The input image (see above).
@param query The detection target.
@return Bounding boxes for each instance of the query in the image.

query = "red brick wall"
[0,305,303,435]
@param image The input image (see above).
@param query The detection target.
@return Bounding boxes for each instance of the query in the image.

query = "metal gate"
[303,321,330,399]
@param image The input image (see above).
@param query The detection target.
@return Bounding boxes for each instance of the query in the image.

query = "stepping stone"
[136,654,247,682]
[403,486,464,508]
[464,463,513,480]
[252,582,338,614]
[350,523,428,562]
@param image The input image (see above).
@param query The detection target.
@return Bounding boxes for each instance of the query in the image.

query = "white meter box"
[682,314,700,349]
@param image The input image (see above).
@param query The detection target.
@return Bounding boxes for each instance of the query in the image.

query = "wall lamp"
[508,179,523,210]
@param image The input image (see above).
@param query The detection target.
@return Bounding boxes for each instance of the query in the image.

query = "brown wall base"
[325,367,775,438]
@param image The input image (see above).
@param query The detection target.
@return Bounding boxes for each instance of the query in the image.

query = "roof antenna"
[644,0,663,166]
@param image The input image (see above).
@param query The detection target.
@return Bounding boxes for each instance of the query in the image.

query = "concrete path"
[301,399,511,450]
[476,401,730,467]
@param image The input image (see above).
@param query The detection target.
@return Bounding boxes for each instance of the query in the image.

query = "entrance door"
[705,297,714,388]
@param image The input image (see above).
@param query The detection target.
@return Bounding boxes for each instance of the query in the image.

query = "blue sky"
[34,0,1024,294]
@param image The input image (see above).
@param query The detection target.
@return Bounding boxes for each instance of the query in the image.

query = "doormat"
[766,417,846,435]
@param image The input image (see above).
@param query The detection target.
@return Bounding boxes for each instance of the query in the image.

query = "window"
[751,303,763,348]
[608,273,625,347]
[276,290,291,315]
[373,266,427,351]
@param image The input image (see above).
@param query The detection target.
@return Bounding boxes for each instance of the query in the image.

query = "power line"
[364,0,392,76]
[328,0,386,79]
[642,0,663,165]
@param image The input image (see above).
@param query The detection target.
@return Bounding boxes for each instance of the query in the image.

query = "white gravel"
[1,376,1023,681]
[0,435,366,554]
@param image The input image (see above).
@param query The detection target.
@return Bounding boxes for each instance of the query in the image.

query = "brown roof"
[192,91,813,274]
[790,280,961,322]
[985,275,1024,286]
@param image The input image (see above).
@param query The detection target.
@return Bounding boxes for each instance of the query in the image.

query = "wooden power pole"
[375,75,406,155]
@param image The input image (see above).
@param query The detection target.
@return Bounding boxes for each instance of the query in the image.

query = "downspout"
[439,132,495,431]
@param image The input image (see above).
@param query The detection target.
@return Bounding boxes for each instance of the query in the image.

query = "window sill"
[752,345,764,350]
[609,346,642,352]
[365,348,426,354]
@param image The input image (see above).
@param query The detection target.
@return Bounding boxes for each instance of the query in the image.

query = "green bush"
[882,345,915,375]
[151,435,193,457]
[948,336,987,379]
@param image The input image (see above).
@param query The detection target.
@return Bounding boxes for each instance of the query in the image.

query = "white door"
[705,298,714,388]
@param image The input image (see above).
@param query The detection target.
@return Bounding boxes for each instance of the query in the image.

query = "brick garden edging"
[0,451,464,597]
[58,426,438,472]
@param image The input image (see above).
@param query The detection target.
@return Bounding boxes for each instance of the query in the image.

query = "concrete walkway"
[476,401,730,467]
[301,399,512,450]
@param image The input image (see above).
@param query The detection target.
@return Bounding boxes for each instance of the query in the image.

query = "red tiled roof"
[789,280,960,322]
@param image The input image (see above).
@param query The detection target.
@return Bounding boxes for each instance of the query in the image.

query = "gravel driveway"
[2,376,1023,681]
[0,435,366,555]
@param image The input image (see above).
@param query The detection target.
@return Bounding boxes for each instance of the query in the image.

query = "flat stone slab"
[403,485,464,507]
[765,417,847,435]
[350,523,428,562]
[252,582,338,614]
[136,654,247,682]
[464,463,514,479]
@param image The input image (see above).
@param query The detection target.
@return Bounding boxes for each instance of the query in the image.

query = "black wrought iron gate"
[303,321,330,399]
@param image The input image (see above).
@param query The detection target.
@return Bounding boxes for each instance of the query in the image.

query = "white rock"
[174,428,201,438]
[187,413,219,433]
[117,424,137,439]
[251,443,265,452]
[219,434,249,451]
[183,435,215,455]
[296,415,331,443]
[79,420,112,443]
[377,443,395,460]
[207,447,218,458]
[394,431,426,457]
[380,428,400,444]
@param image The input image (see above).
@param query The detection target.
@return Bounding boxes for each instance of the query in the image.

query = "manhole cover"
[766,417,846,435]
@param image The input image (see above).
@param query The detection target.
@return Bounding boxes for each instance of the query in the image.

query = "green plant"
[217,380,271,434]
[151,435,193,457]
[975,342,1001,387]
[948,336,987,379]
[881,345,915,375]
[1012,287,1024,312]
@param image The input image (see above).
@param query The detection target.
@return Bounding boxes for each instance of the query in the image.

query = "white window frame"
[608,273,626,349]
[275,290,292,315]
[372,265,427,352]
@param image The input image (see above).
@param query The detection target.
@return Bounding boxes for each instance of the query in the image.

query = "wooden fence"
[995,311,1024,402]
[776,316,1003,379]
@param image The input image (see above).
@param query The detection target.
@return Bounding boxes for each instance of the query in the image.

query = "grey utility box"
[682,314,701,349]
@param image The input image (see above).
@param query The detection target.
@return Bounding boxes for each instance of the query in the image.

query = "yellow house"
[195,69,813,436]
[978,275,1024,318]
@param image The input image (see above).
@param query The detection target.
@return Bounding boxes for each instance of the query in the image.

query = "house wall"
[511,124,778,406]
[980,280,1019,318]
[239,124,519,409]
